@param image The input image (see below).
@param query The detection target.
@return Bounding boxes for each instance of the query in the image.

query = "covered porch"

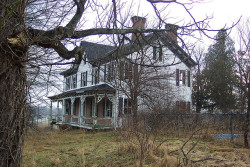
[49,84,117,129]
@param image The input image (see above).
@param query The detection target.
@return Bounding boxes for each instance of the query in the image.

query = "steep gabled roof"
[60,41,115,77]
[60,62,79,77]
[61,32,196,77]
[91,32,197,68]
[81,41,115,62]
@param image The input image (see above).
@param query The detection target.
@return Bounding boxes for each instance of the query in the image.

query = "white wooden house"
[48,16,196,129]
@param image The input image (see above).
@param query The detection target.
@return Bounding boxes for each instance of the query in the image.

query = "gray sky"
[137,0,249,47]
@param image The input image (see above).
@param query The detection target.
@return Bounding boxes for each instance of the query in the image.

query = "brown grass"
[23,125,250,167]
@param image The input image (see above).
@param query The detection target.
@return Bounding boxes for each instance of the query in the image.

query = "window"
[81,72,87,87]
[65,77,71,90]
[124,98,132,114]
[179,70,186,85]
[92,67,99,84]
[106,62,115,82]
[65,100,70,115]
[90,98,96,117]
[124,62,133,79]
[103,99,112,117]
[71,74,77,89]
[153,46,162,62]
[176,69,190,86]
[73,100,77,115]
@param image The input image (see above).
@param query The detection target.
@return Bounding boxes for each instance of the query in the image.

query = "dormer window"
[81,72,87,87]
[72,74,77,89]
[106,62,115,82]
[153,46,162,62]
[66,77,70,90]
[66,74,77,90]
[92,67,99,84]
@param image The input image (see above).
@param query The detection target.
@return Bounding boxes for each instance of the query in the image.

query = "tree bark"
[0,0,27,166]
[0,44,27,166]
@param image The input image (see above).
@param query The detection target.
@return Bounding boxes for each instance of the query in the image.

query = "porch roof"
[48,84,115,101]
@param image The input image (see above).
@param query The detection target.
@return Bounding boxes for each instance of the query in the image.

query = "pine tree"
[203,30,236,112]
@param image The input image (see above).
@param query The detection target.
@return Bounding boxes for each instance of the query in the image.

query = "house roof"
[60,41,115,77]
[60,62,79,77]
[81,41,115,62]
[48,84,115,100]
[60,32,196,76]
[90,32,197,68]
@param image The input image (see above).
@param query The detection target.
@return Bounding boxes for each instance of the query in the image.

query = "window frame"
[81,71,87,87]
[65,77,71,90]
[71,74,77,89]
[103,98,112,117]
[153,46,163,62]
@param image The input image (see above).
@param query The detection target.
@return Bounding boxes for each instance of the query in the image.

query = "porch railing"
[51,115,113,129]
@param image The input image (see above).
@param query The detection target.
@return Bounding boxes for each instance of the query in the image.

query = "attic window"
[92,67,99,84]
[124,62,133,79]
[72,74,77,89]
[106,62,115,82]
[153,46,162,62]
[65,77,71,90]
[81,71,87,87]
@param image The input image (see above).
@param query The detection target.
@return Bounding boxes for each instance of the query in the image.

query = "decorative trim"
[97,95,104,103]
[71,97,75,104]
[80,95,86,104]
[107,95,113,103]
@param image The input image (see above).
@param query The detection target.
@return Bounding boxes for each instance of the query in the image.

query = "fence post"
[230,114,234,142]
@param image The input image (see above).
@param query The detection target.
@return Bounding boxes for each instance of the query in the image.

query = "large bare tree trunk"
[0,45,27,166]
[0,1,27,165]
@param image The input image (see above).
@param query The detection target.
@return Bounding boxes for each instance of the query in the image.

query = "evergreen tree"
[203,30,236,112]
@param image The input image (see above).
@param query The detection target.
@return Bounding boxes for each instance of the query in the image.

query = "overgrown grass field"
[23,125,250,167]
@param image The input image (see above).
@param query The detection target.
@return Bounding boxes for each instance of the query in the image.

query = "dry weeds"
[23,125,249,167]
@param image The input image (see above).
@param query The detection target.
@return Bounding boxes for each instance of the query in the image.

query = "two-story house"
[48,16,196,129]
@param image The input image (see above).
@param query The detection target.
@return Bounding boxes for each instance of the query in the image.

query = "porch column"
[80,95,86,125]
[93,95,97,125]
[62,99,66,122]
[71,97,75,123]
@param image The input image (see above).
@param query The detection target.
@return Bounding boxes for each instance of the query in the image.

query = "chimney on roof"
[131,16,146,41]
[165,24,179,44]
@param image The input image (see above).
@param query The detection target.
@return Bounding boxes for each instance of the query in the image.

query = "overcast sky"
[134,0,249,48]
[81,0,249,49]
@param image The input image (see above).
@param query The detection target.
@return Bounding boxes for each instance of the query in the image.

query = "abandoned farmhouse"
[48,16,196,129]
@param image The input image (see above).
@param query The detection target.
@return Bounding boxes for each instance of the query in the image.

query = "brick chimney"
[165,24,179,43]
[131,16,146,41]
